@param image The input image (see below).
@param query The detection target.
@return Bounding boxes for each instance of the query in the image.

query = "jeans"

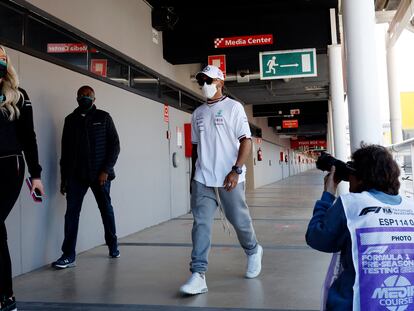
[190,180,258,273]
[0,156,25,299]
[62,178,118,259]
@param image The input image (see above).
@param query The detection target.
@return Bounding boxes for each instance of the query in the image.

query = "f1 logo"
[359,206,382,216]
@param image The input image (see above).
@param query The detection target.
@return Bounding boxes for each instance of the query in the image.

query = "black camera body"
[316,152,355,181]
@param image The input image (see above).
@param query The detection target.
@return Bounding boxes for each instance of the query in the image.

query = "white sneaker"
[179,272,208,295]
[245,245,263,279]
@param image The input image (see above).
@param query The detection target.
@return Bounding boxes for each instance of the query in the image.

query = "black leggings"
[0,156,24,299]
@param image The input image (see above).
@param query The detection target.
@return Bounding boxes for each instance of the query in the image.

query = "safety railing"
[388,138,414,199]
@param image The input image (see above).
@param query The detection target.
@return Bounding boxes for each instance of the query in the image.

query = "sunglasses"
[196,76,214,86]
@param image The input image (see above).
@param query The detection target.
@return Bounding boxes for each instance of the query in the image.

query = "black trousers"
[0,156,24,299]
[61,178,118,259]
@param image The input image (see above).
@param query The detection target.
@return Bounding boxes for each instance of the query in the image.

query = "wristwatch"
[232,165,243,175]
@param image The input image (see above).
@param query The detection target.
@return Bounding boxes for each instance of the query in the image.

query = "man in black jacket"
[53,85,121,269]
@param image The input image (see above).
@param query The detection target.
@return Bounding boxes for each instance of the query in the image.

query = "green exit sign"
[259,48,317,80]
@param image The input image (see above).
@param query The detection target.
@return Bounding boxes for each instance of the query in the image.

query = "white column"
[343,0,382,151]
[386,45,403,143]
[328,45,349,161]
[329,45,350,195]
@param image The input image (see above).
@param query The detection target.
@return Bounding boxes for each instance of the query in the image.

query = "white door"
[168,107,191,218]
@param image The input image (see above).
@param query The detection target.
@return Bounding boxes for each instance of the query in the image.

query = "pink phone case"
[25,178,42,202]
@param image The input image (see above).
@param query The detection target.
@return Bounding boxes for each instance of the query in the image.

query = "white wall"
[26,0,202,95]
[247,139,315,190]
[251,140,284,188]
[5,48,191,276]
[244,105,314,190]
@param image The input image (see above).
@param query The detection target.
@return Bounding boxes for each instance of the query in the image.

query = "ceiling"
[148,0,382,142]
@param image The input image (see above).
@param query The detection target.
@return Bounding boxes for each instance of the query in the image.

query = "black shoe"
[52,255,76,269]
[0,297,17,311]
[109,249,120,258]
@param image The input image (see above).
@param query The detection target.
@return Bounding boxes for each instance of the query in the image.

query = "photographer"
[306,144,414,311]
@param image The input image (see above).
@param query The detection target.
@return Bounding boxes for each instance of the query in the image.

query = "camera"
[316,152,355,181]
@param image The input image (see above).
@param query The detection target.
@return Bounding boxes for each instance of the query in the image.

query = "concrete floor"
[14,170,331,311]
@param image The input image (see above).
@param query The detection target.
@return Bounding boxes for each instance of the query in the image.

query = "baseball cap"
[195,65,225,81]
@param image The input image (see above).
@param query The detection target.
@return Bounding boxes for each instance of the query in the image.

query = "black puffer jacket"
[60,105,120,183]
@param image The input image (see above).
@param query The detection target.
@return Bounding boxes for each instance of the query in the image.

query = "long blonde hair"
[0,46,22,120]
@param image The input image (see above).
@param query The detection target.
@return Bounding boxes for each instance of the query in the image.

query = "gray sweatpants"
[190,180,258,273]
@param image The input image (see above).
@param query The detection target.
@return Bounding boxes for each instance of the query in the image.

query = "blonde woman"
[0,46,44,311]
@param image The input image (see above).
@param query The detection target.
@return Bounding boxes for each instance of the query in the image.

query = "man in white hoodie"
[180,65,263,295]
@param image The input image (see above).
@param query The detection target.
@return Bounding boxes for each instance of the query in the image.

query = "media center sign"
[214,34,273,49]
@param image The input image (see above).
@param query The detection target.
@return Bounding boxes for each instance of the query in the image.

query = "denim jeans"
[62,178,118,259]
[190,180,258,273]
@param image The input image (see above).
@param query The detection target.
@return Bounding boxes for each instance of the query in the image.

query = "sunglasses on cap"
[196,76,214,86]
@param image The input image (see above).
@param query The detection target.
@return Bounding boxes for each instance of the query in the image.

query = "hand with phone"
[26,177,45,202]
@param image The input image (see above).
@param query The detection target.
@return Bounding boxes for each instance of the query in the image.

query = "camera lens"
[316,152,353,182]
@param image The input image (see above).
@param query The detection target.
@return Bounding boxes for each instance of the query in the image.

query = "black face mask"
[77,96,94,111]
[0,62,7,79]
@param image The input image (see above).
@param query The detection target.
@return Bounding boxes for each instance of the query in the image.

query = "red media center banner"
[47,43,88,53]
[214,34,273,48]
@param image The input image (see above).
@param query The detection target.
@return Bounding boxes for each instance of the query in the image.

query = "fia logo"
[382,207,393,215]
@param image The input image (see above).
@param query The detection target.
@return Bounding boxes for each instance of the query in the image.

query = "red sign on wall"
[90,59,108,77]
[163,104,169,123]
[184,123,192,158]
[282,120,299,129]
[208,55,226,78]
[290,139,327,149]
[214,34,273,49]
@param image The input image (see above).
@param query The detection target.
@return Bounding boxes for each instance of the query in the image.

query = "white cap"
[196,65,224,81]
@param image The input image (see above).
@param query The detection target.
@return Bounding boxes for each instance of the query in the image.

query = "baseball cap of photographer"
[195,65,225,81]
